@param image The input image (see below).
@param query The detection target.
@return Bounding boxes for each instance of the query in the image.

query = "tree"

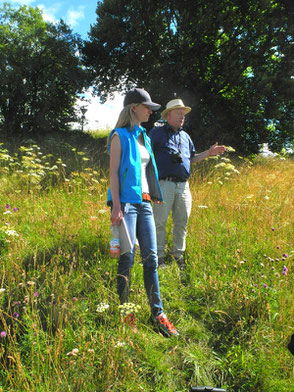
[83,0,294,153]
[0,3,90,135]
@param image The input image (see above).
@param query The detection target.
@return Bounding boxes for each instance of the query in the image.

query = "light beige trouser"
[152,179,192,258]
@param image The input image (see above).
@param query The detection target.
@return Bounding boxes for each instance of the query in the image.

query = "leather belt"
[142,193,151,202]
[161,177,187,183]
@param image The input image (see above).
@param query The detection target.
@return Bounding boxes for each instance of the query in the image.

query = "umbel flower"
[119,302,141,316]
[96,303,110,313]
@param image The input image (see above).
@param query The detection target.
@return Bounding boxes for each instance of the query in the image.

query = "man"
[149,98,226,268]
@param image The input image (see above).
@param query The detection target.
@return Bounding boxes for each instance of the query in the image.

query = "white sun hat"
[161,98,191,119]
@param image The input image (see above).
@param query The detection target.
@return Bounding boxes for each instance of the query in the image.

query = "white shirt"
[137,134,150,194]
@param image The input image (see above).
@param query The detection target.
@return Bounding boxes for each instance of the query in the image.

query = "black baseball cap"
[123,88,161,111]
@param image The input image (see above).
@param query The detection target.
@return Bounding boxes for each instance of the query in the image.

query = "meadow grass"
[0,132,293,391]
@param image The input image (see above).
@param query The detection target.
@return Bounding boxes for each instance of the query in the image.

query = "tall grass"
[0,132,293,391]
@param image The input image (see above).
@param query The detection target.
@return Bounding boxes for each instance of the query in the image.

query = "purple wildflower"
[12,207,19,212]
[13,312,19,319]
[33,292,39,297]
[0,331,7,338]
[263,283,268,289]
[271,227,275,231]
[5,204,10,209]
[282,266,288,276]
[283,253,288,258]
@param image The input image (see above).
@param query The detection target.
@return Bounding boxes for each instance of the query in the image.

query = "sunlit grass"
[85,128,112,139]
[0,134,293,391]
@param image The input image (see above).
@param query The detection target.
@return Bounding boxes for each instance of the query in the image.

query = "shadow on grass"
[2,234,117,337]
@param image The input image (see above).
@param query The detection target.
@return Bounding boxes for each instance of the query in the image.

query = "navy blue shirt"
[149,124,196,180]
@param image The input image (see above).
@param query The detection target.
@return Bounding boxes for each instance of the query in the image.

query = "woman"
[107,88,178,337]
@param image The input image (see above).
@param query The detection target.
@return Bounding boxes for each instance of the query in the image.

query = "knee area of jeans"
[118,254,134,266]
[142,258,158,271]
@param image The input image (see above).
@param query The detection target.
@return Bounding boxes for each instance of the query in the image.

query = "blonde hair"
[106,103,140,150]
[114,103,139,130]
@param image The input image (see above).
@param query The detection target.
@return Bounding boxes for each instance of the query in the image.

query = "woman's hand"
[111,204,123,225]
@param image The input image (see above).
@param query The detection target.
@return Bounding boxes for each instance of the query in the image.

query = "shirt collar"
[165,123,182,134]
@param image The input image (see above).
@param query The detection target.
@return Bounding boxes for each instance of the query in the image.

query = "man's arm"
[191,142,226,164]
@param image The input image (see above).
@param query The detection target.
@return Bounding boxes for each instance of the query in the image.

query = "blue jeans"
[117,202,163,317]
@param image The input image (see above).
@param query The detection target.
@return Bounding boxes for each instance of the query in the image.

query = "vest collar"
[128,124,146,139]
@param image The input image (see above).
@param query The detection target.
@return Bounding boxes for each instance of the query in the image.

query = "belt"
[142,193,151,202]
[161,177,187,183]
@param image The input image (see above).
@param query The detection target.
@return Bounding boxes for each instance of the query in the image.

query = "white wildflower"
[67,348,79,356]
[119,302,141,316]
[115,341,126,348]
[96,303,110,313]
[5,230,19,236]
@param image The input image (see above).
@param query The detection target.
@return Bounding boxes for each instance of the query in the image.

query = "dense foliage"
[0,3,90,135]
[83,0,294,153]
